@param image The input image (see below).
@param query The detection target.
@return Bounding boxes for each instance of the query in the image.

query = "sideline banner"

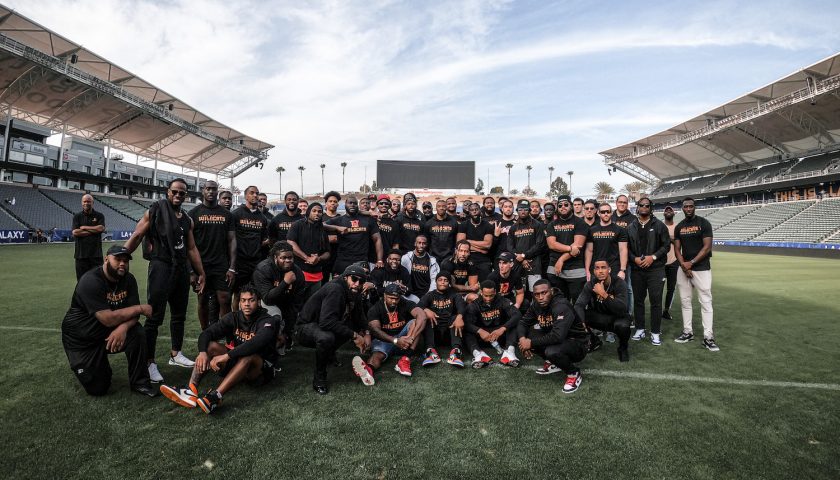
[713,240,840,250]
[0,230,29,243]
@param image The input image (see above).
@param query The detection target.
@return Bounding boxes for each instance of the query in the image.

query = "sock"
[506,345,515,354]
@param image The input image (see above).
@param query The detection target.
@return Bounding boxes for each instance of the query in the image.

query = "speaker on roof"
[70,54,78,64]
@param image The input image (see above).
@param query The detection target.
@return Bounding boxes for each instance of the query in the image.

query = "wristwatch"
[392,337,399,345]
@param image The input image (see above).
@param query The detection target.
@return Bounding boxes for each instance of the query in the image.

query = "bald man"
[72,194,106,281]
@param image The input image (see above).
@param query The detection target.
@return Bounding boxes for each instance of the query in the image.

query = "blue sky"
[9,0,840,198]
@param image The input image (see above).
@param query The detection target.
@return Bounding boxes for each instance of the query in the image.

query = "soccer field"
[0,244,838,480]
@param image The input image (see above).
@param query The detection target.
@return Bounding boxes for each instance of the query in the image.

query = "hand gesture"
[451,315,464,337]
[105,325,127,353]
[283,270,297,284]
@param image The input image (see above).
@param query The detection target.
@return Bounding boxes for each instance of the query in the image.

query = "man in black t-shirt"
[327,195,383,274]
[374,195,401,260]
[481,196,501,222]
[612,194,638,317]
[546,195,589,304]
[352,283,427,384]
[419,273,467,368]
[492,198,516,256]
[322,191,342,279]
[123,178,206,383]
[231,186,270,293]
[257,193,275,222]
[464,280,522,368]
[673,197,717,351]
[508,199,546,292]
[286,202,331,303]
[370,249,412,301]
[440,240,479,301]
[585,203,628,281]
[61,245,156,397]
[396,197,424,253]
[456,203,494,281]
[189,180,237,330]
[488,252,525,312]
[425,199,459,261]
[269,191,303,244]
[72,194,106,281]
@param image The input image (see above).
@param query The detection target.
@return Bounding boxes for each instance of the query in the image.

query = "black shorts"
[234,259,259,291]
[204,269,231,293]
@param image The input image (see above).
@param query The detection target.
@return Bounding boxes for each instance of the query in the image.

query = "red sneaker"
[352,356,375,386]
[394,355,412,377]
[563,372,582,393]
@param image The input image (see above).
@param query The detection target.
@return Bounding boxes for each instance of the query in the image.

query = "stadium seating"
[0,183,74,230]
[40,189,138,231]
[678,174,724,195]
[754,197,840,243]
[707,169,755,190]
[703,205,760,230]
[0,205,25,229]
[95,195,149,221]
[713,201,814,241]
[736,159,798,184]
[785,154,837,176]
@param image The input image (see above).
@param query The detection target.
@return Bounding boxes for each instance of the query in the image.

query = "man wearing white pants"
[672,198,718,351]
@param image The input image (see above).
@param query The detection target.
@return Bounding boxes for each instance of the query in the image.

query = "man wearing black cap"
[661,205,679,320]
[72,194,106,281]
[456,202,494,282]
[508,199,546,292]
[546,195,588,305]
[61,245,157,397]
[286,202,331,304]
[419,273,467,367]
[421,201,434,222]
[296,264,372,394]
[575,260,631,362]
[425,199,459,262]
[488,252,525,312]
[464,280,522,368]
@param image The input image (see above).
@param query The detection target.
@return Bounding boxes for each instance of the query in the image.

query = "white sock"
[506,345,515,354]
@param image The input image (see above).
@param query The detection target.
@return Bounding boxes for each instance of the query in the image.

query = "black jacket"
[518,294,587,346]
[575,276,628,320]
[626,215,671,269]
[198,307,280,361]
[297,277,367,338]
[251,258,306,314]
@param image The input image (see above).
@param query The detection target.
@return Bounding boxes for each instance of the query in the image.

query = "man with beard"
[612,194,637,317]
[322,191,342,280]
[123,178,206,383]
[456,202,494,282]
[445,197,459,219]
[269,191,303,244]
[327,195,384,274]
[582,199,598,227]
[230,186,269,306]
[492,199,516,255]
[374,195,401,254]
[508,199,546,292]
[257,193,274,223]
[584,203,628,283]
[296,265,372,394]
[160,284,281,414]
[519,279,589,393]
[487,252,525,312]
[252,241,306,352]
[539,202,556,277]
[219,191,233,211]
[481,196,501,222]
[575,260,631,362]
[188,180,237,329]
[371,249,412,300]
[72,194,106,281]
[286,202,331,303]
[390,198,402,217]
[464,280,522,368]
[396,196,425,253]
[529,200,542,221]
[661,205,679,320]
[401,235,440,301]
[425,199,459,262]
[61,245,156,397]
[419,273,467,367]
[573,198,584,218]
[359,196,372,213]
[626,197,671,346]
[440,240,480,301]
[546,195,588,304]
[421,201,434,222]
[352,283,427,384]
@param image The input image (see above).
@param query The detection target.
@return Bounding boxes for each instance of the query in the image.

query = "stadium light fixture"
[70,53,78,64]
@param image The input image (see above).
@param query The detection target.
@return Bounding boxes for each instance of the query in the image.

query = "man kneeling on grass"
[159,284,281,414]
[352,283,427,385]
[518,280,589,393]
[464,280,522,368]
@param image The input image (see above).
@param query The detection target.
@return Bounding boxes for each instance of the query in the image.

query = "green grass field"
[1,244,838,479]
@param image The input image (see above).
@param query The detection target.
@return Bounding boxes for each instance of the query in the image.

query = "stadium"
[1,3,839,480]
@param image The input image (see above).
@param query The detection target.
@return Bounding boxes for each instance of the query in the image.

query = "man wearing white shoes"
[463,280,522,368]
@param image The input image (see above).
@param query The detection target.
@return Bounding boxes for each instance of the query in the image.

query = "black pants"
[585,311,631,349]
[664,262,679,312]
[423,321,462,351]
[464,325,517,354]
[528,327,587,375]
[75,257,102,281]
[548,275,586,305]
[631,267,666,334]
[472,261,492,282]
[63,323,150,396]
[145,260,190,360]
[295,322,352,386]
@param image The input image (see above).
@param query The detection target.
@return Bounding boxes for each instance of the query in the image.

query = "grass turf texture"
[1,244,838,480]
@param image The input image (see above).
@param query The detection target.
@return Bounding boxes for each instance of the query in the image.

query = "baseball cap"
[497,251,515,263]
[367,193,377,201]
[516,199,530,210]
[383,283,403,295]
[557,194,572,203]
[377,194,391,202]
[404,192,417,202]
[342,264,368,280]
[663,205,674,211]
[422,201,432,208]
[106,245,133,259]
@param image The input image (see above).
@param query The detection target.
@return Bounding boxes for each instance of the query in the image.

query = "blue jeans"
[371,321,414,359]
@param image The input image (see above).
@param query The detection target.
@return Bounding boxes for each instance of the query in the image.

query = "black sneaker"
[588,336,603,353]
[196,390,222,414]
[618,347,629,362]
[674,332,694,343]
[703,338,720,352]
[661,310,673,320]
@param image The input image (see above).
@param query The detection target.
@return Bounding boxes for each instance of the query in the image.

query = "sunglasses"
[584,206,595,210]
[599,210,611,214]
[377,201,390,206]
[638,203,651,208]
[170,189,187,197]
[559,202,571,207]
[348,275,364,283]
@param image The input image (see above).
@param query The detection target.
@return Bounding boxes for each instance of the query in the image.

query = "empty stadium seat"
[0,183,74,230]
[40,189,139,231]
[95,195,149,221]
[713,201,814,241]
[754,197,840,243]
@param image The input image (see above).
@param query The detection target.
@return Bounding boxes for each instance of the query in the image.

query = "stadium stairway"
[753,197,840,243]
[713,201,814,241]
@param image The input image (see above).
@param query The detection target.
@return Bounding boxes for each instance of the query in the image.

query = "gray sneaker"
[604,332,616,343]
[674,332,694,343]
[148,362,163,383]
[703,338,720,352]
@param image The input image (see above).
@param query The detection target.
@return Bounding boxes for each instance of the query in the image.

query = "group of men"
[61,179,717,413]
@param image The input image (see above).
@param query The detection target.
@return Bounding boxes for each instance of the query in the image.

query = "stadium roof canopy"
[600,53,840,184]
[0,6,272,177]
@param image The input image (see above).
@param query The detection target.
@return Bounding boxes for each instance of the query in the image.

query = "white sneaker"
[536,361,561,375]
[631,329,646,341]
[168,351,195,368]
[148,362,163,383]
[651,333,662,346]
[604,332,616,343]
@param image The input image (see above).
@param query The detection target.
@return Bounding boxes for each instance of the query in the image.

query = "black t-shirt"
[61,267,140,350]
[440,258,476,286]
[397,212,424,252]
[406,253,433,298]
[286,219,330,274]
[72,210,105,259]
[675,215,713,271]
[487,269,523,304]
[327,214,380,263]
[425,216,459,261]
[482,209,502,222]
[371,266,411,296]
[232,205,269,263]
[546,215,589,269]
[612,210,637,229]
[457,219,494,264]
[367,298,418,336]
[269,210,303,243]
[189,203,235,272]
[376,215,401,251]
[507,218,546,272]
[418,289,465,325]
[587,223,628,272]
[494,217,516,255]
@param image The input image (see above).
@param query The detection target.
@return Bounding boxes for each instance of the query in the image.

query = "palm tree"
[275,166,285,194]
[622,181,650,201]
[526,165,532,191]
[298,166,305,195]
[567,170,574,195]
[548,166,555,192]
[320,164,326,195]
[505,163,514,194]
[594,181,616,201]
[340,162,347,193]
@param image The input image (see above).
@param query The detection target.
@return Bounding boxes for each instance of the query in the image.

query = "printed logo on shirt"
[679,225,702,236]
[234,328,256,342]
[385,311,406,331]
[591,230,617,240]
[551,223,575,233]
[432,298,452,310]
[402,222,421,232]
[481,308,501,322]
[537,313,554,327]
[378,222,393,233]
[239,218,265,230]
[411,263,429,273]
[276,221,294,232]
[430,224,453,233]
[514,227,535,237]
[498,281,510,294]
[347,219,368,233]
[198,214,227,224]
[106,290,128,307]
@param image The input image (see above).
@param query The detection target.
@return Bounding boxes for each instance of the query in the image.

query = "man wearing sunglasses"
[584,203,628,283]
[625,197,671,346]
[508,199,546,293]
[546,195,588,304]
[123,178,206,383]
[582,199,598,227]
[296,264,372,394]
